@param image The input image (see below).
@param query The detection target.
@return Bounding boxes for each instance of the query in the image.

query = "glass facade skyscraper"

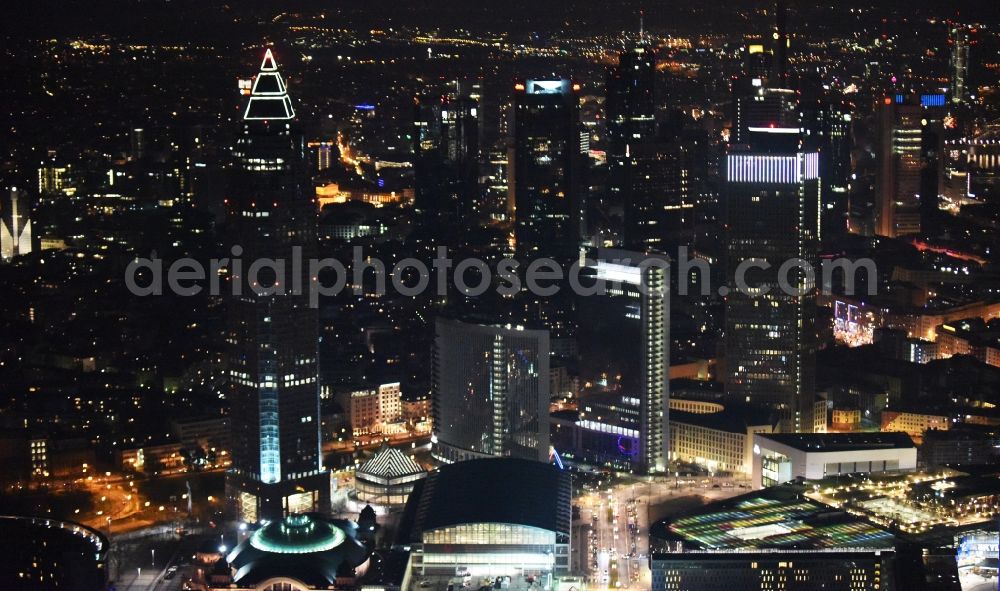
[432,317,550,463]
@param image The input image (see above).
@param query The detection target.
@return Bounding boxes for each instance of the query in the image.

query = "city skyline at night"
[3,1,1000,590]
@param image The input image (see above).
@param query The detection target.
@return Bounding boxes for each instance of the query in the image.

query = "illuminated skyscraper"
[723,128,821,433]
[950,24,971,105]
[874,94,944,238]
[432,317,550,463]
[510,79,584,261]
[0,187,33,263]
[577,249,670,473]
[224,49,329,523]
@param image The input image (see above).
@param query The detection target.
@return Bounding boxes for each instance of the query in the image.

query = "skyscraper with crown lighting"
[723,128,822,433]
[224,49,329,523]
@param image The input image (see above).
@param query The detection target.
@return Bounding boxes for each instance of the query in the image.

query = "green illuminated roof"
[249,514,346,554]
[661,495,895,550]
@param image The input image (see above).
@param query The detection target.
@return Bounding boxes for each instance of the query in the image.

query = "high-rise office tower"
[577,249,670,473]
[130,127,146,162]
[432,317,550,463]
[606,44,693,254]
[620,143,692,254]
[510,79,584,261]
[413,81,481,220]
[509,80,584,359]
[723,128,820,433]
[742,43,774,82]
[950,24,971,105]
[731,1,796,146]
[732,86,798,146]
[800,99,853,236]
[874,94,944,238]
[771,0,790,87]
[606,44,656,158]
[224,49,329,523]
[0,187,33,263]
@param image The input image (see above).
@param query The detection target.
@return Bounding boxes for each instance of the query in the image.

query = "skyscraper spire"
[260,47,278,71]
[244,48,295,121]
[639,9,645,41]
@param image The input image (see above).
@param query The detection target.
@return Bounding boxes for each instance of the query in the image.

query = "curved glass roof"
[248,514,346,554]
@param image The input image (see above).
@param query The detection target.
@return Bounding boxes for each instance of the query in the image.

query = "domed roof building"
[0,515,108,591]
[397,458,572,580]
[216,513,370,591]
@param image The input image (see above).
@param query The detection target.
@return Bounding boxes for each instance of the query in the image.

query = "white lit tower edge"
[225,49,329,524]
[1,187,33,262]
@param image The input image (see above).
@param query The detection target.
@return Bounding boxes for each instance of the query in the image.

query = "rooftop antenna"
[639,9,645,42]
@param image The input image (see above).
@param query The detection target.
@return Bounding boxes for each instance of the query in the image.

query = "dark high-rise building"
[874,94,944,238]
[800,99,853,236]
[413,81,481,220]
[224,49,329,523]
[742,43,774,82]
[432,317,550,463]
[771,0,790,86]
[621,142,693,254]
[723,128,821,433]
[732,86,797,146]
[731,1,796,146]
[606,43,693,254]
[606,44,656,159]
[510,79,584,261]
[130,127,146,162]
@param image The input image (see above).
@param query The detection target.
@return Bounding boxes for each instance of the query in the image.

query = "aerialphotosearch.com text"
[124,245,878,307]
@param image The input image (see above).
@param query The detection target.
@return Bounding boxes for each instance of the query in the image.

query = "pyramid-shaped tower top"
[260,48,278,72]
[244,48,295,121]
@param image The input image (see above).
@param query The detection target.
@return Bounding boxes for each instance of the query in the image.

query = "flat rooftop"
[759,432,915,453]
[671,406,776,434]
[653,490,895,551]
